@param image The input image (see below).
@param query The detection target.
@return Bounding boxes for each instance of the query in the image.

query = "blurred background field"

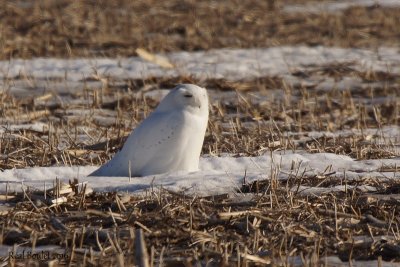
[1,0,400,59]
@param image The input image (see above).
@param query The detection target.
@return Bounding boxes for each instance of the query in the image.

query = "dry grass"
[1,0,400,265]
[1,0,400,59]
[0,72,399,265]
[1,176,400,266]
[0,71,398,170]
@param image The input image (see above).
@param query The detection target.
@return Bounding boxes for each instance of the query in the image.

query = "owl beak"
[184,93,193,98]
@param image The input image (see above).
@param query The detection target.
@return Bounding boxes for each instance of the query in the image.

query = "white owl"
[90,84,209,177]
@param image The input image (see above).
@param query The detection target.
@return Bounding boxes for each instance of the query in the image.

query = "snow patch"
[1,46,399,83]
[1,152,399,196]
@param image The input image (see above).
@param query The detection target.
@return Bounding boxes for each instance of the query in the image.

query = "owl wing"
[92,110,187,176]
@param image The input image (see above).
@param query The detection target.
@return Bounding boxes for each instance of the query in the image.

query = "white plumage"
[90,84,209,177]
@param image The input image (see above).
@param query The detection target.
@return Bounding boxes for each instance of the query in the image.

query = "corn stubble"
[1,0,400,265]
[0,69,399,266]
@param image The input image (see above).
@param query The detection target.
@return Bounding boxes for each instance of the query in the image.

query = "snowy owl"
[90,84,209,177]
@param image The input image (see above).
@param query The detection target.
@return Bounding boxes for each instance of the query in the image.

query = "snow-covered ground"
[1,46,399,82]
[1,46,399,100]
[1,149,399,196]
[283,0,400,14]
[0,46,399,196]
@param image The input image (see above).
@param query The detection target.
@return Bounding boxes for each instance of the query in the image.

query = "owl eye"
[184,94,193,98]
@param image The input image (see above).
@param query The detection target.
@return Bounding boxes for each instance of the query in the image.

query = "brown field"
[1,0,399,59]
[0,0,400,266]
